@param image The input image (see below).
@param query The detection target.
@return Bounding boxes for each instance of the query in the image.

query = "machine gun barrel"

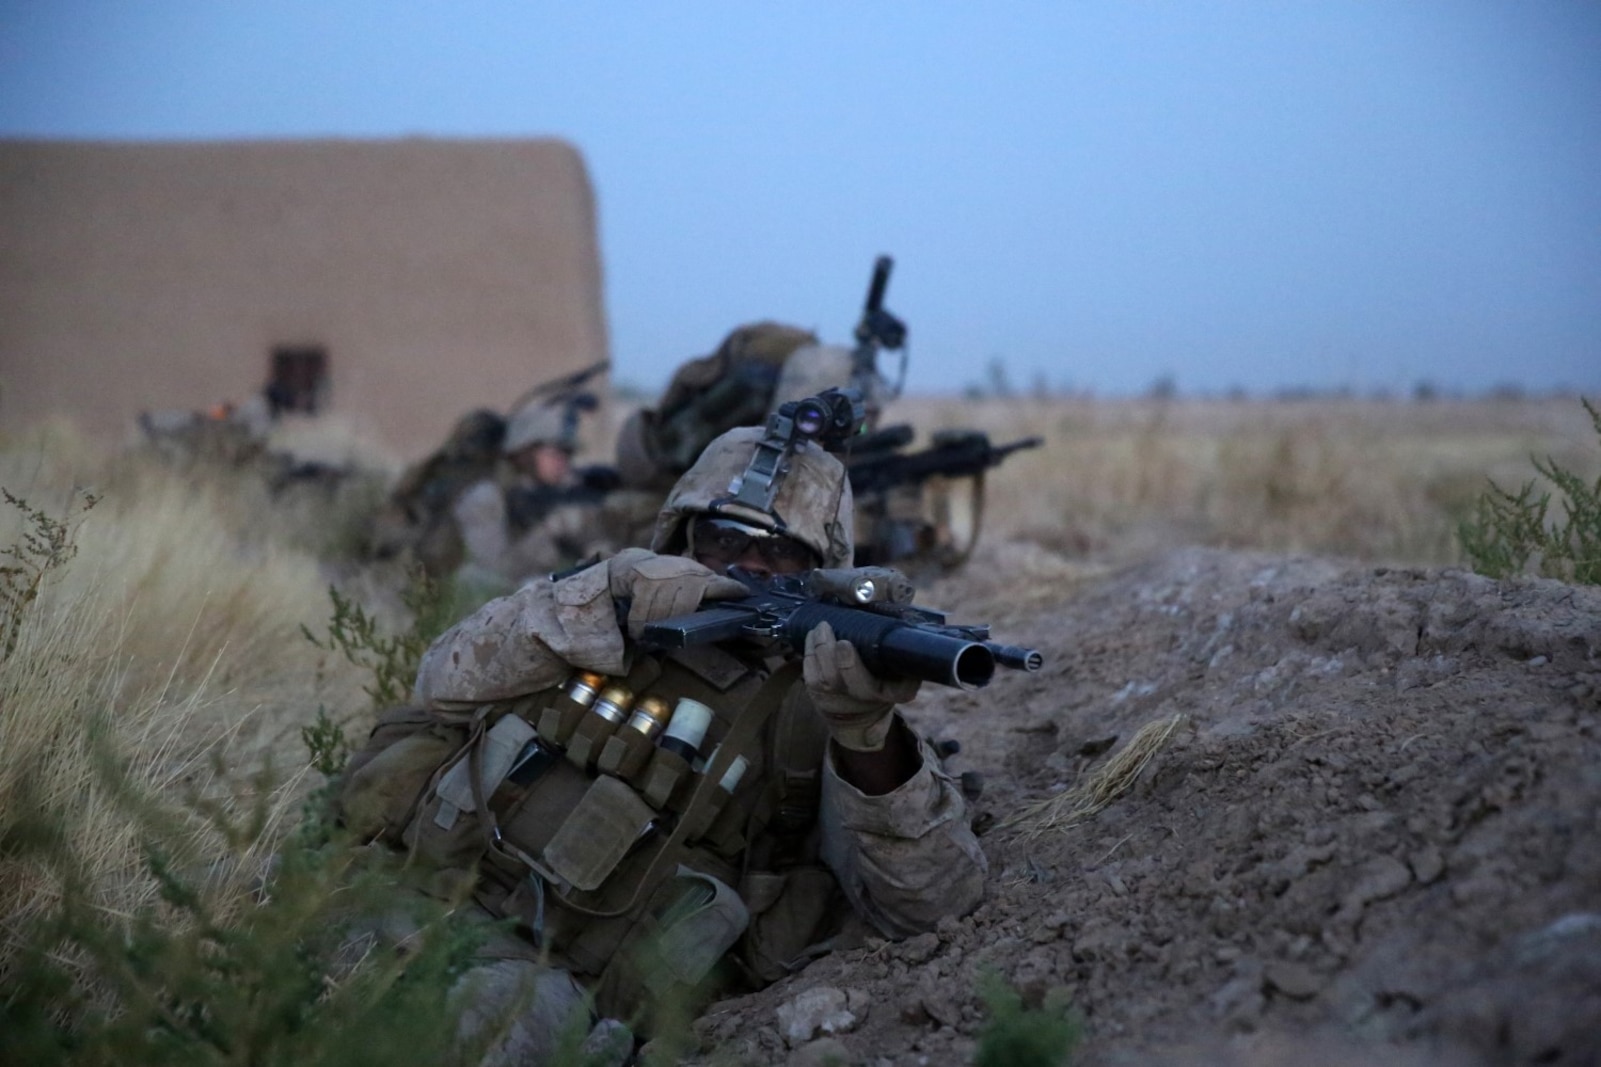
[863,255,893,316]
[847,422,916,458]
[636,568,1042,691]
[846,432,1044,495]
[852,256,907,355]
[987,642,1045,672]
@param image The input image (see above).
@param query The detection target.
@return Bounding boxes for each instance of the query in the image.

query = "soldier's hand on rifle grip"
[803,621,921,752]
[607,548,748,639]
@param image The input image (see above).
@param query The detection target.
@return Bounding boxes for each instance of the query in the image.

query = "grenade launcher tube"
[777,601,995,690]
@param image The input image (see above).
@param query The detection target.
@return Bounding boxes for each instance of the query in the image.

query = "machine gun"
[846,429,1043,497]
[850,255,909,405]
[638,566,1043,691]
[502,467,621,534]
[843,429,1044,570]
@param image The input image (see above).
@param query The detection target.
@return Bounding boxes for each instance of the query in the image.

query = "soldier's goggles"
[688,516,819,571]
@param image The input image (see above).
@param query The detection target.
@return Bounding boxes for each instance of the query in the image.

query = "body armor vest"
[340,640,832,1022]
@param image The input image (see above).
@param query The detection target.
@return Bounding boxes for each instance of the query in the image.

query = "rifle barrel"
[987,643,1044,672]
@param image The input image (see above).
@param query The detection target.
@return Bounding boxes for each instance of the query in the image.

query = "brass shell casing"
[590,686,634,725]
[539,671,611,745]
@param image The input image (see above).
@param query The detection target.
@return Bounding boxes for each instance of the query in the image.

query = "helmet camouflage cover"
[650,425,854,569]
[503,401,577,455]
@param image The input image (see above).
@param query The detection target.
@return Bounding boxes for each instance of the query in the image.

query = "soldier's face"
[689,516,818,578]
[511,444,571,485]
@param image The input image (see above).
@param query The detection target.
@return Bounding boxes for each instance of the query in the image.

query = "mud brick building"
[0,138,608,452]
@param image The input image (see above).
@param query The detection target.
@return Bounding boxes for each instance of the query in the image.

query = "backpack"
[649,322,819,475]
[366,410,507,575]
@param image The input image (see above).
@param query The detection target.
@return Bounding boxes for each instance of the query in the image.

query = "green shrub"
[1459,397,1601,584]
[0,737,491,1067]
[302,563,456,711]
[972,970,1080,1067]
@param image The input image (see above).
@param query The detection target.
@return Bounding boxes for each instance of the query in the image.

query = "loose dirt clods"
[691,543,1601,1066]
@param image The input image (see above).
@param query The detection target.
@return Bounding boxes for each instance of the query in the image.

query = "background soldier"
[366,407,508,578]
[450,399,632,593]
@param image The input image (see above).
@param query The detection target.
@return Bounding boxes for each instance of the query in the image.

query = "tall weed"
[302,564,455,712]
[1458,398,1601,584]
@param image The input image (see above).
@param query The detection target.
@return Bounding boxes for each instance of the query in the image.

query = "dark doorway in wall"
[267,345,328,416]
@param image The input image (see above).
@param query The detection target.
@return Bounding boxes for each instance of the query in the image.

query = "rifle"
[846,429,1043,497]
[637,566,1043,691]
[503,478,614,532]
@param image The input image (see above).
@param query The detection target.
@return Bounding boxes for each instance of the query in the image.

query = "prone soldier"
[334,393,1011,1063]
[450,400,626,592]
[369,364,636,590]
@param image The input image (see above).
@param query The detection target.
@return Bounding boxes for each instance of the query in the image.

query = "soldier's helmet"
[503,402,576,455]
[650,425,854,569]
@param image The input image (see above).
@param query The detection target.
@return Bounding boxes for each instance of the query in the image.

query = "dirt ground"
[685,539,1601,1066]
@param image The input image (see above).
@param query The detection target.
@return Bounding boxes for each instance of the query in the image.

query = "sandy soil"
[685,540,1601,1066]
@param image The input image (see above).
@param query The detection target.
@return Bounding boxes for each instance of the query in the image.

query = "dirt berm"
[686,543,1601,1067]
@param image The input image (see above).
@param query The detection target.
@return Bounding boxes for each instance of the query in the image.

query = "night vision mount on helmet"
[723,387,867,516]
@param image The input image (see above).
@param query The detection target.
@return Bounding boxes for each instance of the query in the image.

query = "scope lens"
[794,401,826,437]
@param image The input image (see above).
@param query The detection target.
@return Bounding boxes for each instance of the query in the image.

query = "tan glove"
[607,547,748,638]
[803,621,921,752]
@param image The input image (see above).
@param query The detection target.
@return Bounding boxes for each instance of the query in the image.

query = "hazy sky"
[3,1,1598,396]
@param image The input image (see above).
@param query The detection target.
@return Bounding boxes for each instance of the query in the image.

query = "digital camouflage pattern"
[648,425,855,570]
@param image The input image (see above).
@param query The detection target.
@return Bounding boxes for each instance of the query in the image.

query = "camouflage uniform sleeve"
[452,479,510,574]
[818,720,988,938]
[412,561,628,707]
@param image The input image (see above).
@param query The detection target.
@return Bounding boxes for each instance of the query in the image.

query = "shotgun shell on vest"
[598,694,675,781]
[716,753,750,793]
[681,745,752,841]
[659,697,713,762]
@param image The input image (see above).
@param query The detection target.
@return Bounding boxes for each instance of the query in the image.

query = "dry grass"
[1003,713,1187,838]
[0,420,371,960]
[881,394,1599,566]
